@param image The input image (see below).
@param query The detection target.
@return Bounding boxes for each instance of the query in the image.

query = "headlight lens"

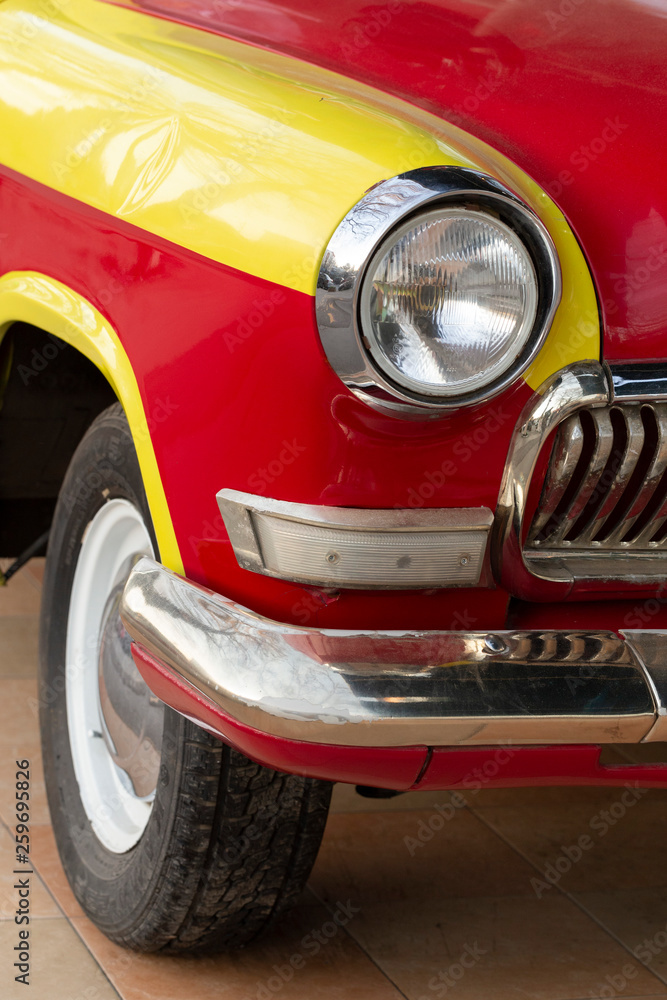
[359,208,538,398]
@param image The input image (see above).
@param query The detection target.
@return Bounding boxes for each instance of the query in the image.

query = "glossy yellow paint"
[0,0,598,388]
[0,272,183,572]
[520,203,600,392]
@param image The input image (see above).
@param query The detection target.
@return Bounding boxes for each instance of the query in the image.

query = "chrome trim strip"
[523,551,667,588]
[610,363,667,402]
[623,631,667,741]
[121,557,659,748]
[315,165,561,416]
[493,362,610,599]
[217,488,493,589]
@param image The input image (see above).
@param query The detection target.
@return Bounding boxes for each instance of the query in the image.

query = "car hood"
[130,0,667,361]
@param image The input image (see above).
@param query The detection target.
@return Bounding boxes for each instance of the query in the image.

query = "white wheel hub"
[66,499,163,853]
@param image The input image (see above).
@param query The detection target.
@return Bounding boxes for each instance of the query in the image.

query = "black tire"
[39,402,332,953]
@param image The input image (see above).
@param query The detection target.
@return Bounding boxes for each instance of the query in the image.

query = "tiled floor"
[3,561,667,998]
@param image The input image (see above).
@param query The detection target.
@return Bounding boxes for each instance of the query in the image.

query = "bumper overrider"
[121,557,667,790]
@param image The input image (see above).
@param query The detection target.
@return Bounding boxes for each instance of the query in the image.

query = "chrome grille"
[527,402,667,552]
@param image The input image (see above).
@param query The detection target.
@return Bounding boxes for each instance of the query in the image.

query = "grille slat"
[529,415,584,538]
[601,407,663,546]
[527,401,667,553]
[635,489,667,546]
[574,407,643,544]
[555,408,614,541]
[617,410,667,541]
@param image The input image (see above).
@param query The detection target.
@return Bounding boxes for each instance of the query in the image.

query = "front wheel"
[39,403,332,952]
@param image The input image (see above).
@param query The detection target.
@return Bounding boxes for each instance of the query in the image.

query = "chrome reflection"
[121,557,659,748]
[494,361,610,600]
[316,165,561,415]
[505,363,667,596]
[98,578,163,799]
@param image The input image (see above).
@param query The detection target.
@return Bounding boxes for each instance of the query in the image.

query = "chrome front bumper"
[120,557,667,749]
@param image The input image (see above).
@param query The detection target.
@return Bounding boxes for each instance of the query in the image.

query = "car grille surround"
[527,402,667,553]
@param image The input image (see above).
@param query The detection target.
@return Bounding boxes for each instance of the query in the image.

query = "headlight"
[360,209,538,398]
[316,166,561,415]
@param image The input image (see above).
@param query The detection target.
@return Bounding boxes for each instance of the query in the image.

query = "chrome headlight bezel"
[315,166,562,416]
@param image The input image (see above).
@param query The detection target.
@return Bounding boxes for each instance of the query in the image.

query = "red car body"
[3,0,667,793]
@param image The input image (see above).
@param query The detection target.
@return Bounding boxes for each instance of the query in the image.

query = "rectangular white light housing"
[217,489,493,589]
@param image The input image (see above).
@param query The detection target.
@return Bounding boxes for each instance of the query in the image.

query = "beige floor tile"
[331,778,665,815]
[309,806,536,905]
[0,823,60,920]
[0,679,40,745]
[330,783,469,814]
[5,554,667,995]
[30,825,84,918]
[472,793,667,893]
[71,898,405,1000]
[468,779,661,811]
[0,744,49,829]
[24,558,44,589]
[0,571,42,615]
[0,917,120,999]
[0,617,39,678]
[612,743,667,765]
[576,887,667,983]
[345,894,667,1000]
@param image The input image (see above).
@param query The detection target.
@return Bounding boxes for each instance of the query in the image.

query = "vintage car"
[1,0,667,955]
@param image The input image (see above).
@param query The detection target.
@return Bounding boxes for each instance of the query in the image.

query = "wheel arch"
[0,271,182,571]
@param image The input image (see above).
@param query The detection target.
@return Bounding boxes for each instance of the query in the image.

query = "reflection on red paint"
[113,0,667,360]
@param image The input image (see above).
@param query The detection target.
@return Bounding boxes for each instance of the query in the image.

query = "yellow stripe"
[520,196,600,391]
[0,0,598,385]
[0,272,183,572]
